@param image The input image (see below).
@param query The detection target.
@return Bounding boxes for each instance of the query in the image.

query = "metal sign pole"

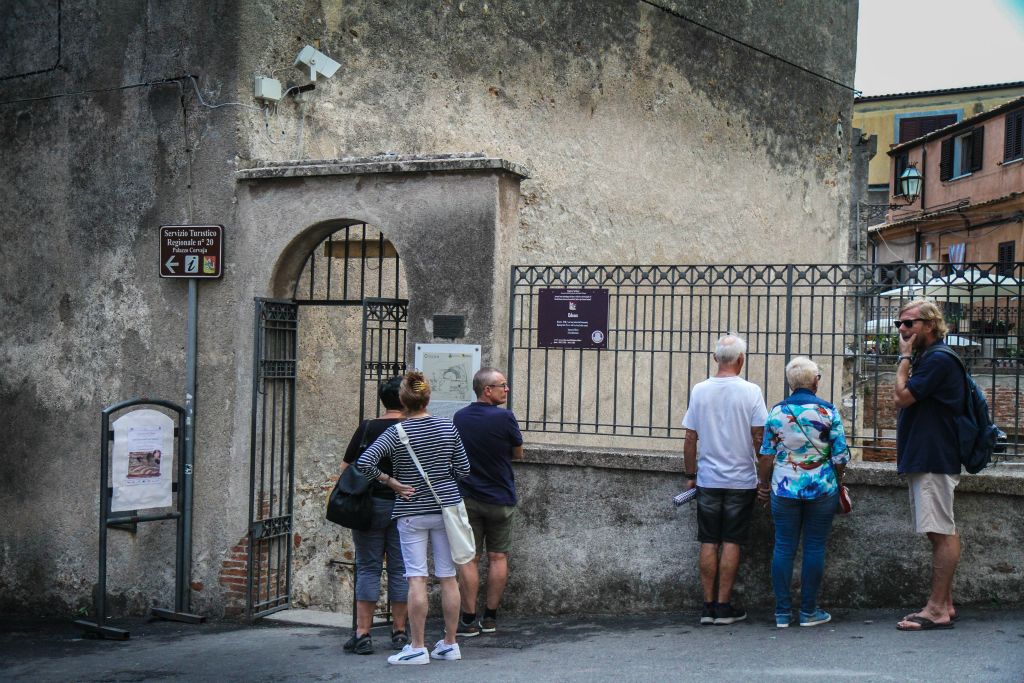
[181,277,198,615]
[151,278,204,624]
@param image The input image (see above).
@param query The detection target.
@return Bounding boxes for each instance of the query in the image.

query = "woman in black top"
[339,377,408,655]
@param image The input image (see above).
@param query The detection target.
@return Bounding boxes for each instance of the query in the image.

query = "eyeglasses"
[487,383,509,390]
[893,318,925,329]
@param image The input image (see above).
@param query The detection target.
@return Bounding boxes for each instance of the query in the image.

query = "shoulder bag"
[325,422,376,529]
[783,403,852,514]
[395,424,476,565]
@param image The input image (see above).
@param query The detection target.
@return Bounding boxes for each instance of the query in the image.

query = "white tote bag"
[396,425,476,565]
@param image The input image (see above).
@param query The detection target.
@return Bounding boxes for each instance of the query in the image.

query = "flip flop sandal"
[897,615,954,631]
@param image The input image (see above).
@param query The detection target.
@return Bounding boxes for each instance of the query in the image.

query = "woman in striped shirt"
[356,371,471,665]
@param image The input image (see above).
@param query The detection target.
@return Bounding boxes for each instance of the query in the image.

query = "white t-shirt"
[681,376,768,489]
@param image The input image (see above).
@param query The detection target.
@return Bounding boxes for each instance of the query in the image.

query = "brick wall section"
[219,537,249,617]
[863,382,1024,432]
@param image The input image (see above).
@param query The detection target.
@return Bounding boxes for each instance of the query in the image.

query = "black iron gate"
[359,298,409,420]
[246,298,298,619]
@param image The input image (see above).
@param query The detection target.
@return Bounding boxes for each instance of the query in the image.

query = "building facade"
[0,0,858,617]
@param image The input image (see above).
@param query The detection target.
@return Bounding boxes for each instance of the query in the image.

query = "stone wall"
[495,446,1024,614]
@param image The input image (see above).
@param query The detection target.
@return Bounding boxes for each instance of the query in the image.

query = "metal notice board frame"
[74,397,205,639]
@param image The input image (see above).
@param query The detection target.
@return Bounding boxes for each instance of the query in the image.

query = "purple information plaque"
[536,288,609,349]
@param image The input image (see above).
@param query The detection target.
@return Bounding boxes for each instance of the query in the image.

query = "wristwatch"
[897,355,913,363]
[683,471,697,480]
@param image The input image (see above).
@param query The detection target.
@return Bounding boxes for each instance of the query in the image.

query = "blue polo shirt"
[452,402,523,506]
[896,340,964,475]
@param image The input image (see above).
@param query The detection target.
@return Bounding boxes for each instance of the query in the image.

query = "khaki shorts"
[464,496,517,555]
[907,473,959,535]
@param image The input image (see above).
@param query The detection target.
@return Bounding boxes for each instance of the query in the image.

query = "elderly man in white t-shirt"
[682,333,768,626]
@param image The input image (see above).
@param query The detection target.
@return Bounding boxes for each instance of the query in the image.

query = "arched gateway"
[231,155,528,618]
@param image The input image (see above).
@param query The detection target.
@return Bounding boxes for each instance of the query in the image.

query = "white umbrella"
[878,269,1023,299]
[862,320,979,346]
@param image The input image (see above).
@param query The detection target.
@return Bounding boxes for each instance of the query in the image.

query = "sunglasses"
[893,318,925,329]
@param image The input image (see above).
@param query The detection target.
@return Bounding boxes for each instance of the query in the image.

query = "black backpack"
[920,345,998,474]
[325,420,380,529]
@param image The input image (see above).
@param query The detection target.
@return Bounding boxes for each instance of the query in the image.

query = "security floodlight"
[294,45,340,81]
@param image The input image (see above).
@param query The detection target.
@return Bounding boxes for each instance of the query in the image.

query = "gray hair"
[786,356,820,390]
[715,334,747,364]
[472,367,503,397]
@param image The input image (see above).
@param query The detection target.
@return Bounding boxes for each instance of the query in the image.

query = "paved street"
[3,607,1023,682]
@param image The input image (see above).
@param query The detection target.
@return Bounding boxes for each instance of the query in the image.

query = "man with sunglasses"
[892,299,963,632]
[453,367,523,636]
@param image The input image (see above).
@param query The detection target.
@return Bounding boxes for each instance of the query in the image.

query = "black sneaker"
[456,619,481,637]
[343,632,359,652]
[353,633,374,655]
[700,604,716,625]
[391,630,409,650]
[713,603,747,625]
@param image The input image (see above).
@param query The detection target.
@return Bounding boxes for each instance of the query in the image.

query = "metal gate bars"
[507,262,1024,460]
[246,299,298,619]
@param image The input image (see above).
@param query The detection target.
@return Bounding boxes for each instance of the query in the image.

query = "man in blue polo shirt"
[893,299,964,632]
[452,367,523,636]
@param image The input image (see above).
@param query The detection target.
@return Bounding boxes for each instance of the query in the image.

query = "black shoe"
[391,630,409,650]
[713,603,747,625]
[343,632,359,652]
[456,619,481,637]
[352,633,374,655]
[700,604,716,625]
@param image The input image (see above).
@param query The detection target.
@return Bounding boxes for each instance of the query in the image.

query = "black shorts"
[696,487,757,545]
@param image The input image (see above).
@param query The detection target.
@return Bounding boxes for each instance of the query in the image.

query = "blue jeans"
[770,492,837,615]
[351,497,408,602]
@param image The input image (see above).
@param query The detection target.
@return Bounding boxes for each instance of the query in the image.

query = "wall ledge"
[521,444,1024,495]
[235,153,531,181]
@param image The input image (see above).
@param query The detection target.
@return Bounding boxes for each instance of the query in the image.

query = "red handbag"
[837,484,853,514]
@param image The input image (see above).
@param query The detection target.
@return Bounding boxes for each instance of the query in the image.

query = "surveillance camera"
[294,45,340,81]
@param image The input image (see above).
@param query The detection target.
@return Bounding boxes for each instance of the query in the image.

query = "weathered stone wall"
[235,0,858,264]
[501,447,1024,614]
[1,0,860,617]
[0,0,243,615]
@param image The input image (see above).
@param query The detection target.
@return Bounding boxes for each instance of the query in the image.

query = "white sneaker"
[430,639,462,660]
[387,644,429,665]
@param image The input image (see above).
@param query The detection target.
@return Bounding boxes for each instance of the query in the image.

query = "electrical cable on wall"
[637,0,856,92]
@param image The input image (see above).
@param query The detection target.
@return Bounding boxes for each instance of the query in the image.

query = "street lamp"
[898,163,922,204]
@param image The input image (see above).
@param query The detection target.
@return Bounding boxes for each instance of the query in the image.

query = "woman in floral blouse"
[757,356,849,628]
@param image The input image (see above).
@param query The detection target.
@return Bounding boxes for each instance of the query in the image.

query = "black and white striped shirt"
[356,415,470,519]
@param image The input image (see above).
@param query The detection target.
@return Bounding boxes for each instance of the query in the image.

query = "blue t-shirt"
[897,340,964,475]
[452,402,523,506]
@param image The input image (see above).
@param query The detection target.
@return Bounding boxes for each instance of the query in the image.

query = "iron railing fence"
[507,263,1024,464]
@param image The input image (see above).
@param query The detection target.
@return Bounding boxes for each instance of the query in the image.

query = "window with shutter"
[898,114,958,143]
[940,138,954,181]
[893,153,909,196]
[940,128,983,181]
[1005,109,1024,162]
[998,241,1016,277]
[969,126,984,172]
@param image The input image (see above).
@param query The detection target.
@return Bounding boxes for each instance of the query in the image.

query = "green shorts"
[463,496,517,555]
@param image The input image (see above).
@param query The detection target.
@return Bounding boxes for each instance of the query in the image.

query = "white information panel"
[110,409,175,512]
[415,343,481,419]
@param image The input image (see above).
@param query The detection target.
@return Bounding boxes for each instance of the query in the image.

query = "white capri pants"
[397,514,457,578]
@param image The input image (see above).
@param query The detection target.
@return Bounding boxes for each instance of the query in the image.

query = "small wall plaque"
[433,315,465,339]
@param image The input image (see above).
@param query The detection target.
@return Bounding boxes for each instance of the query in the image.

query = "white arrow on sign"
[165,256,179,274]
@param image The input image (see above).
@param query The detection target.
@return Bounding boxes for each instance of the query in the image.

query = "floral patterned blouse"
[759,388,850,500]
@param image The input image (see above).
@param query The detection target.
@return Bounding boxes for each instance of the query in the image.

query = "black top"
[343,418,403,499]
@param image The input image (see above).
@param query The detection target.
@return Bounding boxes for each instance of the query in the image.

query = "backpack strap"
[918,344,971,416]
